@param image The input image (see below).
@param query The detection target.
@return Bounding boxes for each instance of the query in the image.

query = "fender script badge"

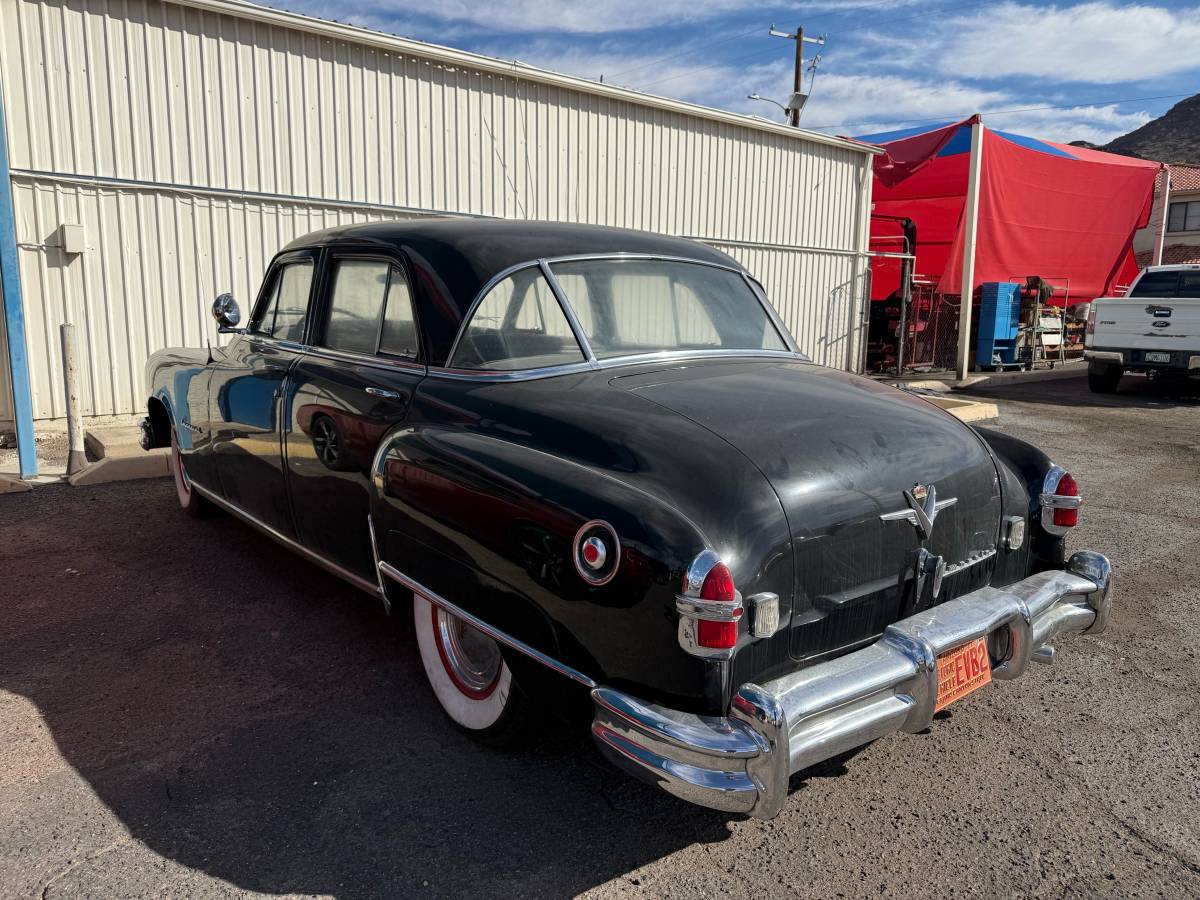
[880,483,957,541]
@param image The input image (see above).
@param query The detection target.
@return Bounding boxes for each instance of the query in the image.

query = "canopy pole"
[955,119,984,380]
[1153,165,1170,267]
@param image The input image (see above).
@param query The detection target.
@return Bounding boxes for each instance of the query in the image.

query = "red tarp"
[863,118,1160,305]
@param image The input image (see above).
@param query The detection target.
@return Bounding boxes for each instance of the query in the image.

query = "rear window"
[1130,271,1180,297]
[547,259,788,360]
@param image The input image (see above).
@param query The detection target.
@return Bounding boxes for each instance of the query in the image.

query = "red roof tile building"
[1134,164,1200,268]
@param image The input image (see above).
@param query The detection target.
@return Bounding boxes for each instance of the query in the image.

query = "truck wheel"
[413,593,531,746]
[1087,362,1123,394]
[169,430,214,517]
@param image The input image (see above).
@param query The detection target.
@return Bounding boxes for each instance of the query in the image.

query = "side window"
[252,261,314,341]
[325,260,391,353]
[450,268,585,371]
[380,273,419,358]
[323,259,421,359]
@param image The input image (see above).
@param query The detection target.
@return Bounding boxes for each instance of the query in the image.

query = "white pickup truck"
[1085,264,1200,393]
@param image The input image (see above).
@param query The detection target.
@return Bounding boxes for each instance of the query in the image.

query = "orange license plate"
[935,637,992,712]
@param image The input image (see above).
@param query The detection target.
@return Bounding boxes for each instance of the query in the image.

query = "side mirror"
[212,293,243,333]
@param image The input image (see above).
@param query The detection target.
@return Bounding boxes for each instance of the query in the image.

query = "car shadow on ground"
[1,480,851,898]
[958,372,1200,411]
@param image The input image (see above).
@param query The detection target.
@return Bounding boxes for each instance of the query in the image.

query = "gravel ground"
[1,374,1198,899]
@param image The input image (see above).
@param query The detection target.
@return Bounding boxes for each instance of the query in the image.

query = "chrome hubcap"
[434,607,502,697]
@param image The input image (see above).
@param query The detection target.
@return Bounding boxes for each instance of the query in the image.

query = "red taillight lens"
[1053,472,1079,528]
[696,562,737,649]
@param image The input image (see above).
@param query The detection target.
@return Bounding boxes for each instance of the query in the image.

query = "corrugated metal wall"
[0,0,873,422]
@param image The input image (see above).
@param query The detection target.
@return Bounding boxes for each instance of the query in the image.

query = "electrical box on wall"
[58,224,86,255]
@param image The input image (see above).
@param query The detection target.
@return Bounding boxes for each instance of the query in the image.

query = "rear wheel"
[413,593,531,746]
[1088,361,1123,394]
[169,430,214,517]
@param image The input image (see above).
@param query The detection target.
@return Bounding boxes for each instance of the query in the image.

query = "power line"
[803,92,1197,133]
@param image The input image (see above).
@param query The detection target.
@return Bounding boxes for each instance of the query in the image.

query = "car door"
[284,250,426,581]
[210,250,318,538]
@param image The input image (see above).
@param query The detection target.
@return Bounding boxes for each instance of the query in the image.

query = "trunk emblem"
[880,483,957,541]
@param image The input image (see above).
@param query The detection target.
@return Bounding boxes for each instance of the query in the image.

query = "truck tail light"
[1041,466,1082,536]
[1086,304,1096,335]
[696,563,737,649]
[676,552,743,658]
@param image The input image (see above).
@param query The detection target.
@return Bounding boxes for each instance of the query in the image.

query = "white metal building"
[0,0,878,477]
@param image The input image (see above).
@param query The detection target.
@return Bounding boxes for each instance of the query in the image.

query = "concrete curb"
[924,395,1000,423]
[67,426,170,486]
[0,473,33,493]
[951,362,1087,391]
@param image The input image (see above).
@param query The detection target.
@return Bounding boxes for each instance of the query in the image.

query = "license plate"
[1145,351,1171,363]
[934,637,992,712]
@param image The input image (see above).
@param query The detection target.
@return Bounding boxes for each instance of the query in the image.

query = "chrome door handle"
[365,387,402,400]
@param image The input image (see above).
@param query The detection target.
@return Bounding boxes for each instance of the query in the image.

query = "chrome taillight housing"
[1040,465,1083,536]
[676,550,743,658]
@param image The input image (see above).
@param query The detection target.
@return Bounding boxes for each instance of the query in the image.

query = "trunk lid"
[614,359,1003,662]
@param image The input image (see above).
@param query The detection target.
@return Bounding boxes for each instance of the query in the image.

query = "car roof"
[282,218,745,365]
[1141,264,1200,272]
[284,217,740,290]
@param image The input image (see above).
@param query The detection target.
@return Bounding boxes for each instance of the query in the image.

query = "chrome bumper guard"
[592,551,1112,819]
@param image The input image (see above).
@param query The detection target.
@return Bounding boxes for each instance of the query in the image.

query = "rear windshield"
[1129,270,1200,297]
[546,259,789,360]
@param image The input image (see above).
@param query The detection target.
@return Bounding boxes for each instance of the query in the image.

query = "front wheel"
[169,430,215,517]
[1088,361,1123,394]
[413,593,531,746]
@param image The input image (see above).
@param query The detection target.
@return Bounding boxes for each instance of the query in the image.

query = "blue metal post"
[0,76,37,479]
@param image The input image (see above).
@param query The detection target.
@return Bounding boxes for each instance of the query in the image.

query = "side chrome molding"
[376,560,598,689]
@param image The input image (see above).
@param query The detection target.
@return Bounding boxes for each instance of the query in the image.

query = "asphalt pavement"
[2,374,1198,899]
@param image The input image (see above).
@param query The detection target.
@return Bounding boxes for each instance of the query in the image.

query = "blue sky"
[264,0,1200,145]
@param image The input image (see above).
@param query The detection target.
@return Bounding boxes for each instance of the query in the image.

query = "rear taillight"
[1086,305,1096,335]
[676,553,743,657]
[1052,473,1079,528]
[1041,466,1082,536]
[696,562,737,649]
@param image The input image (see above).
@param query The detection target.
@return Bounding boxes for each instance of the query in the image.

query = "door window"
[1178,272,1200,297]
[322,258,421,359]
[379,274,419,358]
[252,261,314,341]
[325,260,392,354]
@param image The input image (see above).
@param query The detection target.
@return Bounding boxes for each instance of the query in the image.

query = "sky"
[262,0,1200,145]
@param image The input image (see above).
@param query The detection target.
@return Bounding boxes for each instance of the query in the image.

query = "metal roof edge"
[165,0,883,157]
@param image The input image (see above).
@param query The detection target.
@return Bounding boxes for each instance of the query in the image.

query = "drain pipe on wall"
[59,323,86,475]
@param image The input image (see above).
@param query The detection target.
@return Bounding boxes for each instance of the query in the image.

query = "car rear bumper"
[1085,348,1200,370]
[591,551,1112,820]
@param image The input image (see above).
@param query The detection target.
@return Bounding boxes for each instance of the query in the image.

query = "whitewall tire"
[413,593,530,744]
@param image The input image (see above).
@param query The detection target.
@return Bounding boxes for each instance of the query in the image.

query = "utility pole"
[769,24,825,127]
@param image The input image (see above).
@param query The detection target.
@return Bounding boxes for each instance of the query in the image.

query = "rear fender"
[369,423,715,710]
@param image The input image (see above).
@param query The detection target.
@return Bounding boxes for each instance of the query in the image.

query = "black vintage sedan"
[142,219,1112,818]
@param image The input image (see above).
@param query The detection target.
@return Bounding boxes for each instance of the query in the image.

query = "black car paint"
[146,219,1063,718]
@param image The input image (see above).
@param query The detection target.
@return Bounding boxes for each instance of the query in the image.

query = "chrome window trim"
[539,259,599,366]
[377,560,598,689]
[303,344,428,375]
[441,252,805,376]
[430,349,806,383]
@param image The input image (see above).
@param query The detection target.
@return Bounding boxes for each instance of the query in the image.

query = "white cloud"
[297,0,750,34]
[930,2,1200,83]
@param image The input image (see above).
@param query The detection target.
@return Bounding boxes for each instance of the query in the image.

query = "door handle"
[365,387,402,400]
